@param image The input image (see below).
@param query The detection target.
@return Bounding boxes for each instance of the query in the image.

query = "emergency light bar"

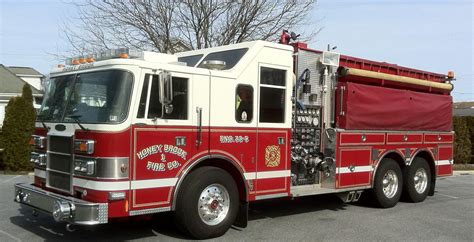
[65,48,142,66]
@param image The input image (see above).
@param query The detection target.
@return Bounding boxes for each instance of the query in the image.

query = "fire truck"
[14,34,454,239]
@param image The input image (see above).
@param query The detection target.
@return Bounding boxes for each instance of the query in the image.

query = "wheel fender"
[407,148,436,167]
[171,154,248,211]
[372,150,405,185]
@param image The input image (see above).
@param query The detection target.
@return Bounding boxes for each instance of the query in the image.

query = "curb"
[453,170,474,176]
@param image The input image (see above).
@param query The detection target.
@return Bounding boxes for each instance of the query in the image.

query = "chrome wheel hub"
[414,168,428,194]
[198,184,230,225]
[382,170,399,199]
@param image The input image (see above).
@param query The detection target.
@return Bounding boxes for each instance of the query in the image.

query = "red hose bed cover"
[336,82,452,131]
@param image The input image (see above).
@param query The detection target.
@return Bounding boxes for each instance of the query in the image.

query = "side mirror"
[159,71,173,105]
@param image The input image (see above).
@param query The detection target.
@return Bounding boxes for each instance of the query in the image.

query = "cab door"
[255,65,291,198]
[130,69,209,211]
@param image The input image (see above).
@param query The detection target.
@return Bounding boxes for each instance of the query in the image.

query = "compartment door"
[337,148,372,188]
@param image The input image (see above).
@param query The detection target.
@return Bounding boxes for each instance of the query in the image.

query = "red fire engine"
[15,34,454,239]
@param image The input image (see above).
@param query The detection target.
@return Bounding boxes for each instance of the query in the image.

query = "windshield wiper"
[36,114,49,130]
[67,115,89,131]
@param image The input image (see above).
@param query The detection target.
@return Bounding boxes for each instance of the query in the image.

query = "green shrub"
[453,116,472,164]
[1,85,36,171]
[0,129,3,170]
[466,116,474,164]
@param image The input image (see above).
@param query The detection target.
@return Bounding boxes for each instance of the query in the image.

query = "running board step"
[336,191,363,203]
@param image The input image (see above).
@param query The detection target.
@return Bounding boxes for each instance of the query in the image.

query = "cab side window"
[137,74,188,120]
[235,85,253,122]
[259,67,286,123]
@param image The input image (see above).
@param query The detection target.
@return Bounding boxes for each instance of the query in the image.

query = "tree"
[453,116,471,165]
[64,0,317,55]
[1,85,36,171]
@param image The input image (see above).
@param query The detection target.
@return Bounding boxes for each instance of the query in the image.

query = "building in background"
[0,64,43,127]
[7,66,44,92]
[453,102,474,117]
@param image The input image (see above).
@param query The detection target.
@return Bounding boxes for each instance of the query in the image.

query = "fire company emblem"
[265,145,281,167]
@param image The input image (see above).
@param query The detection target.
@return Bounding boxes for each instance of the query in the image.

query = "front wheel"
[174,167,238,239]
[403,157,431,202]
[372,158,403,208]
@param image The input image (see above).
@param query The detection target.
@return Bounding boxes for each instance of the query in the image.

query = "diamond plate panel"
[296,49,324,106]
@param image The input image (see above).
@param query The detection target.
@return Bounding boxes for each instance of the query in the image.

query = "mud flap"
[233,201,248,228]
[428,178,436,196]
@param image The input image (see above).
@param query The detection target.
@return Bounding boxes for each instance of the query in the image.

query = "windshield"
[39,70,133,124]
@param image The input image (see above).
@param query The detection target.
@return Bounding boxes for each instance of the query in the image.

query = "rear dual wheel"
[403,157,431,203]
[372,158,403,208]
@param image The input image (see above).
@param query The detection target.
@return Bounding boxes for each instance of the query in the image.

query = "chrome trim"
[129,207,171,216]
[291,184,372,197]
[255,192,288,200]
[407,148,435,166]
[47,150,72,156]
[46,134,74,194]
[74,156,129,179]
[382,170,399,198]
[372,150,404,184]
[170,154,248,210]
[339,86,345,116]
[14,183,108,225]
[198,184,230,225]
[47,169,70,176]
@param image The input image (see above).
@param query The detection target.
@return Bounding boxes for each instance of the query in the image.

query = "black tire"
[174,167,239,239]
[372,158,403,208]
[403,157,431,203]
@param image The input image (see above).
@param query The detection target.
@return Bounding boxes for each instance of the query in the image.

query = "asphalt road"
[1,174,472,241]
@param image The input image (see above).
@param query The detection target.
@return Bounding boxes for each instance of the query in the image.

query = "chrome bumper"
[14,183,108,225]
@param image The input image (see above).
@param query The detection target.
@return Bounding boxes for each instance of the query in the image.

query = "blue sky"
[0,0,472,101]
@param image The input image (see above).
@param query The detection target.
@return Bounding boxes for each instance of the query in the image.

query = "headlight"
[74,140,95,154]
[74,159,96,175]
[29,135,46,148]
[30,152,46,166]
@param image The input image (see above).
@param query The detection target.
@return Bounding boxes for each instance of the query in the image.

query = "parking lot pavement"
[1,173,472,241]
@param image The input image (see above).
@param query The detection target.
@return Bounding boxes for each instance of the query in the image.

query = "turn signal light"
[74,140,95,154]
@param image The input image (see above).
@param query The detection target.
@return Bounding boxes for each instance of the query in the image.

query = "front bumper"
[14,183,108,225]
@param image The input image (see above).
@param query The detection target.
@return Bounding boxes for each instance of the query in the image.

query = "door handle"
[196,107,202,146]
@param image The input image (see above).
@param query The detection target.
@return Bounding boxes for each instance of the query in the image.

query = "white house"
[7,66,44,92]
[0,64,43,127]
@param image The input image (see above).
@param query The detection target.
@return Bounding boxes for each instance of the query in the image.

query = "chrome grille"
[47,135,73,193]
[49,136,71,153]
